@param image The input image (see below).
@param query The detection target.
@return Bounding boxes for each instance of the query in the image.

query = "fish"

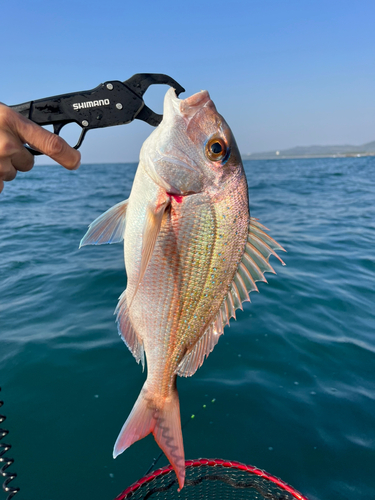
[80,88,285,490]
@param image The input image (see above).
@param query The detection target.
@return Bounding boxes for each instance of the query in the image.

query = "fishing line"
[0,388,19,500]
[144,397,216,476]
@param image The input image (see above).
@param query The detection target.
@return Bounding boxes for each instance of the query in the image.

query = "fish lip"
[166,88,213,122]
[180,90,211,115]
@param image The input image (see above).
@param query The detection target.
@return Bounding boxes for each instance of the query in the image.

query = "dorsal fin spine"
[215,314,223,334]
[230,283,242,310]
[226,291,236,319]
[249,223,285,252]
[219,308,226,329]
[249,233,285,266]
[242,252,266,282]
[238,261,260,292]
[245,242,276,274]
[234,272,250,302]
[221,300,229,326]
[249,218,269,231]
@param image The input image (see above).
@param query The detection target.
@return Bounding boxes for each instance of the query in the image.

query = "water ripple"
[0,158,374,499]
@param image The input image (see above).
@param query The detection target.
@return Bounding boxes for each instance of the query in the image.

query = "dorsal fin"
[115,291,145,370]
[247,219,285,266]
[176,217,285,378]
[80,199,129,248]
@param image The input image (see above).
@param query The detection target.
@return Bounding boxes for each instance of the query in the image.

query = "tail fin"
[113,383,185,490]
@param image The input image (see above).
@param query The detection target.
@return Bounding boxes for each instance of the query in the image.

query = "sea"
[1,157,374,500]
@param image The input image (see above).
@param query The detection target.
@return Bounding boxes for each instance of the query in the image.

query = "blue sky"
[1,0,374,164]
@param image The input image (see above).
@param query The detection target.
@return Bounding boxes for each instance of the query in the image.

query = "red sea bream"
[80,88,285,489]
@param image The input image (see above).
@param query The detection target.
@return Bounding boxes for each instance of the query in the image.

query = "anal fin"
[177,311,226,377]
[115,291,144,370]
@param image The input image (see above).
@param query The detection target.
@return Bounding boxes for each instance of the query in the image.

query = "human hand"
[0,103,81,193]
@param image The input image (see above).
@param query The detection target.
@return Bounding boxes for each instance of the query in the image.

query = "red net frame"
[114,458,309,500]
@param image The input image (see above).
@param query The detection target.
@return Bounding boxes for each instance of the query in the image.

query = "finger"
[29,133,81,170]
[10,146,34,172]
[0,128,20,157]
[9,112,81,170]
[0,179,4,193]
[0,157,17,181]
[0,125,34,172]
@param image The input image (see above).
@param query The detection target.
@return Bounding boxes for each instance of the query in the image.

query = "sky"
[1,0,375,164]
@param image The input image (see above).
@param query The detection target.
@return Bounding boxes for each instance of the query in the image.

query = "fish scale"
[126,185,248,406]
[152,197,240,365]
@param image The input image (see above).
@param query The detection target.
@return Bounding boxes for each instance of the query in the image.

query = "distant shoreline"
[243,152,375,160]
[242,139,375,161]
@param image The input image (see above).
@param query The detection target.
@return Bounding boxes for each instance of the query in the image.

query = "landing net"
[114,459,309,500]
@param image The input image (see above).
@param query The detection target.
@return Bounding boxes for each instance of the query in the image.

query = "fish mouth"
[165,88,214,122]
[142,89,212,196]
[167,190,197,199]
[180,90,211,118]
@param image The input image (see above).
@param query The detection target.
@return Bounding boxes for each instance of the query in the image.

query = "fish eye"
[211,142,222,154]
[205,137,228,162]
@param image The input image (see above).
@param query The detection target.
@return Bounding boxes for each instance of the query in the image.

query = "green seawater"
[1,157,374,500]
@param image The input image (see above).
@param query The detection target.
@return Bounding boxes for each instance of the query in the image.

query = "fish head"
[140,88,244,197]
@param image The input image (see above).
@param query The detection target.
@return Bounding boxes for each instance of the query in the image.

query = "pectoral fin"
[138,199,170,286]
[128,196,170,305]
[79,199,129,248]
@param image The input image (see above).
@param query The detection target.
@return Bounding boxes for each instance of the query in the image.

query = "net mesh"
[115,459,308,500]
